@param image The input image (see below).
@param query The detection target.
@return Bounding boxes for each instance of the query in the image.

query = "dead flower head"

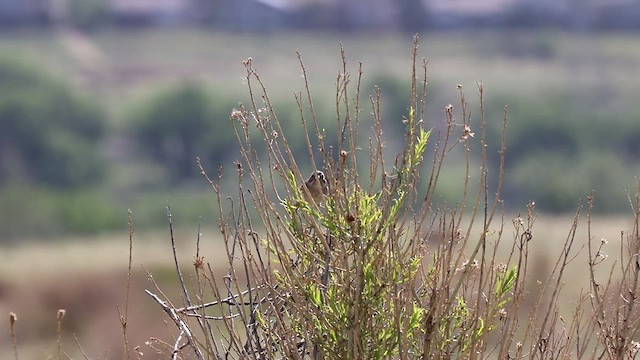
[461,124,474,140]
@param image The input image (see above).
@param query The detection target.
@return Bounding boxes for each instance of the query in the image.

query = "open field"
[1,212,636,357]
[0,226,229,358]
[2,29,640,115]
[2,29,640,356]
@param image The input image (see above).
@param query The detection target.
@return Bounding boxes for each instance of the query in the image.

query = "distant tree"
[0,57,106,188]
[0,0,51,27]
[188,0,218,25]
[130,83,236,184]
[286,3,339,29]
[593,2,640,30]
[67,0,110,30]
[398,0,430,32]
[502,0,569,28]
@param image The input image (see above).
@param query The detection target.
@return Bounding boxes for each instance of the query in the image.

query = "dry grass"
[0,226,229,359]
[0,227,225,282]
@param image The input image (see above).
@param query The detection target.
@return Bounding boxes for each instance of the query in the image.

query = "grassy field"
[2,28,640,356]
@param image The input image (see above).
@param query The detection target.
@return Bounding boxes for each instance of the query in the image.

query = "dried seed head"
[461,124,475,140]
[193,256,204,269]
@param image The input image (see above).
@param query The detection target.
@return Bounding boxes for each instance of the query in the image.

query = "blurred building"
[0,0,638,31]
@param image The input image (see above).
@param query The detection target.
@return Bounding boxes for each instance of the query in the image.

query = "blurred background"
[1,0,640,357]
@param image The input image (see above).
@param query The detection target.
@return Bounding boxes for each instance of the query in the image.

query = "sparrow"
[301,170,329,205]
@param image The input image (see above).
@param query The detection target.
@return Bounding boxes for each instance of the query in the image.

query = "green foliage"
[0,184,217,241]
[495,266,517,301]
[286,185,426,358]
[484,91,639,212]
[488,92,581,161]
[363,75,411,128]
[0,56,106,188]
[129,83,237,184]
[508,149,632,212]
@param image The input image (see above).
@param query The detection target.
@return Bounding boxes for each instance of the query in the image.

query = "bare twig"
[9,312,19,360]
[145,290,204,360]
[73,333,90,360]
[56,309,66,360]
[119,209,134,360]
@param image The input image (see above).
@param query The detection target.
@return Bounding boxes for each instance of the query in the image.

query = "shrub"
[0,185,124,239]
[0,56,106,188]
[506,150,633,212]
[484,91,638,212]
[135,37,640,359]
[129,82,237,184]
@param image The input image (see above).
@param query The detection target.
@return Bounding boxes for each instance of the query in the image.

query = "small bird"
[301,170,329,205]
